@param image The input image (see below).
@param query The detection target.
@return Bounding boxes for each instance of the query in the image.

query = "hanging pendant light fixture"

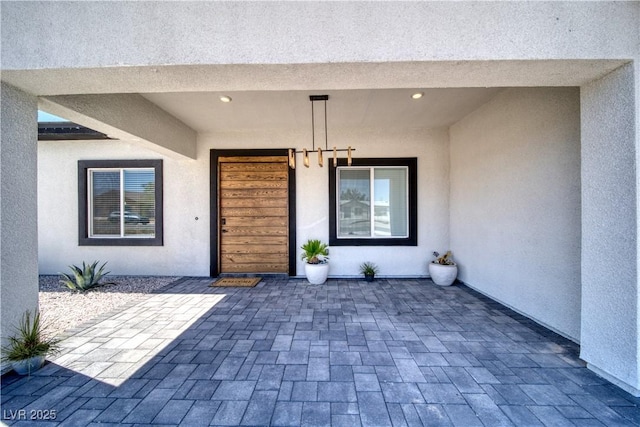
[289,147,296,168]
[288,95,355,170]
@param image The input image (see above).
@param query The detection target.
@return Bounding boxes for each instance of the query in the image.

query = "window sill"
[329,236,417,246]
[79,237,163,247]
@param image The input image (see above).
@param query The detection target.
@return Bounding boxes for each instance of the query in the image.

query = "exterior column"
[0,83,39,368]
[581,62,639,396]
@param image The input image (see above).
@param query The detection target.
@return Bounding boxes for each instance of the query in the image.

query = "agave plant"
[60,261,113,292]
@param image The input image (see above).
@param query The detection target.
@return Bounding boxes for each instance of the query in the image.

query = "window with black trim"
[78,160,163,246]
[329,158,417,246]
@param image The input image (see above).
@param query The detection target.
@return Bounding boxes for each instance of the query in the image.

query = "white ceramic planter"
[305,263,329,285]
[428,262,458,286]
[12,355,45,375]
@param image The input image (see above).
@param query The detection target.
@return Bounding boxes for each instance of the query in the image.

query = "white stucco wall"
[38,127,450,278]
[581,63,639,395]
[1,83,39,363]
[38,140,208,277]
[449,87,582,341]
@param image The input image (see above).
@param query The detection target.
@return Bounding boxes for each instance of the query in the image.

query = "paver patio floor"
[2,277,639,426]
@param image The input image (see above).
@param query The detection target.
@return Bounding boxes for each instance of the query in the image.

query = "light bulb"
[288,149,296,169]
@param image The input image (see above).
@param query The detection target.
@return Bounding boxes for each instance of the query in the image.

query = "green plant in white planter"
[301,239,329,284]
[1,310,60,375]
[428,251,458,286]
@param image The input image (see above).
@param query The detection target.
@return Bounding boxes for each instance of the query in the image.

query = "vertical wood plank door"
[218,156,289,273]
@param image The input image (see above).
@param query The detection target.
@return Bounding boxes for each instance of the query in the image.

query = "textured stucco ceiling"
[11,59,625,135]
[141,88,503,133]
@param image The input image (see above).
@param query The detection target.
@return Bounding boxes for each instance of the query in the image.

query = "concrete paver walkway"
[2,277,639,426]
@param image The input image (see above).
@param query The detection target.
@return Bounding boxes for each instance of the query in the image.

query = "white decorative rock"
[305,263,329,285]
[428,262,458,286]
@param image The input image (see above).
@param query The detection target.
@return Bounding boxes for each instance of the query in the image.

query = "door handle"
[222,229,228,233]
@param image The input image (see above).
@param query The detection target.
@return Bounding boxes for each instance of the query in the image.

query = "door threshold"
[217,273,289,279]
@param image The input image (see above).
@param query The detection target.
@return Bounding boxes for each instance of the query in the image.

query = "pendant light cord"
[311,100,315,151]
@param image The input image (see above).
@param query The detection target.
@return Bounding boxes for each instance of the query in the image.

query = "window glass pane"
[374,168,407,237]
[338,169,371,237]
[123,169,155,237]
[91,171,120,236]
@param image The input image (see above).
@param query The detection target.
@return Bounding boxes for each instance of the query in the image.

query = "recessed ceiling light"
[219,95,232,103]
[411,92,424,100]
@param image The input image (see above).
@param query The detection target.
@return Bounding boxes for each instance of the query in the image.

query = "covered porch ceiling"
[140,88,504,133]
[4,59,628,153]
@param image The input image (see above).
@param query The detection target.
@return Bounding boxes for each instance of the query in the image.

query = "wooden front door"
[217,155,290,274]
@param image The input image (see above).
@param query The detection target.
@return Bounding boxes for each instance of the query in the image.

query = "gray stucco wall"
[581,63,639,394]
[0,83,39,363]
[450,87,582,341]
[2,2,637,69]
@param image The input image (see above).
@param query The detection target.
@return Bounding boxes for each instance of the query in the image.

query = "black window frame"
[78,159,163,246]
[329,157,417,246]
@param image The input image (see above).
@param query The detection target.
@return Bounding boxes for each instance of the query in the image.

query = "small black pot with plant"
[359,262,379,282]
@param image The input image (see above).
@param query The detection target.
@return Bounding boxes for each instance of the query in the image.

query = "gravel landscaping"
[39,275,181,338]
